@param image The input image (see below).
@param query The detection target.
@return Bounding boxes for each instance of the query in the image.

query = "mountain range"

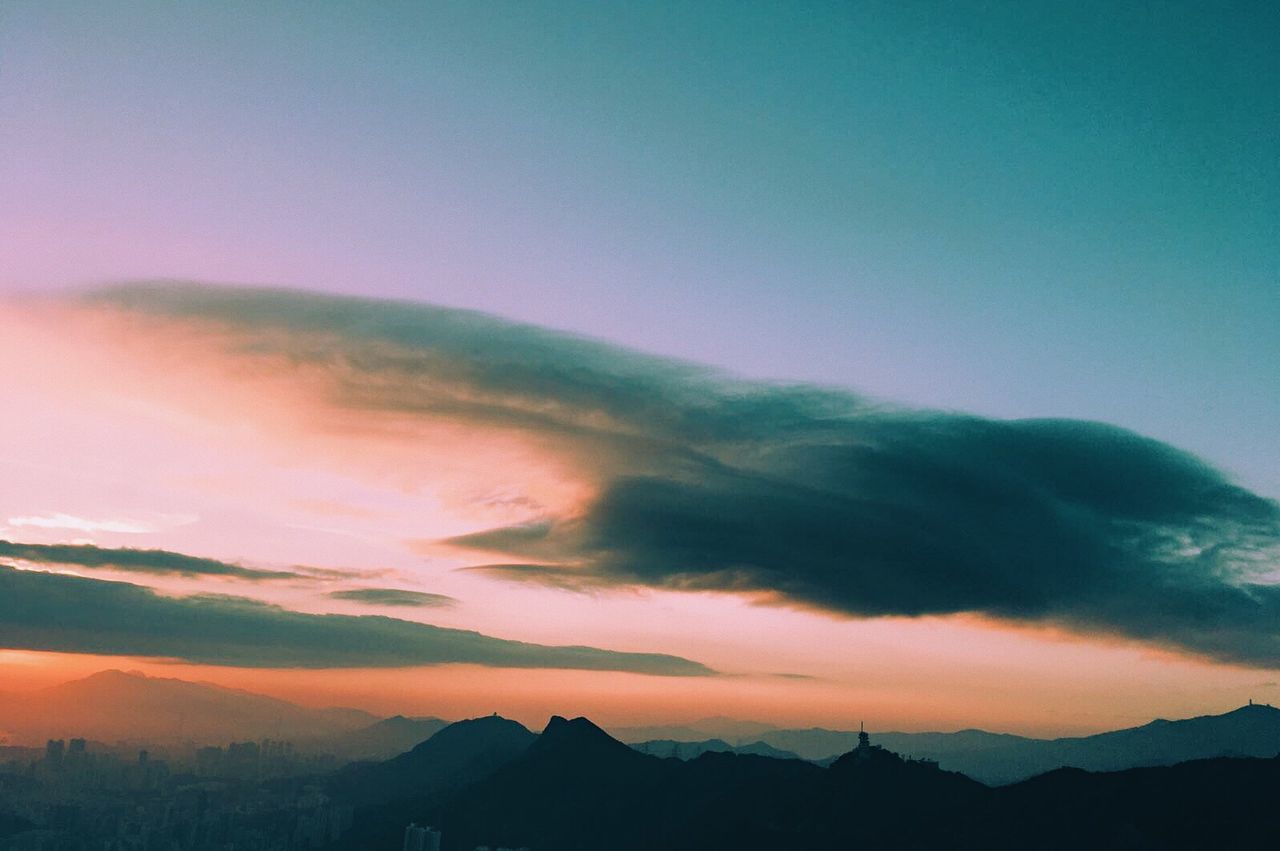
[630,738,799,760]
[615,702,1280,784]
[6,671,1278,788]
[871,703,1280,784]
[331,713,1280,850]
[317,714,449,762]
[0,670,440,760]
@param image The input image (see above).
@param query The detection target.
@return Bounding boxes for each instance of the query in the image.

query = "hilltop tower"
[854,721,872,761]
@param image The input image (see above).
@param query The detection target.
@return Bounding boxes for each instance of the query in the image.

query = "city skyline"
[1,1,1278,737]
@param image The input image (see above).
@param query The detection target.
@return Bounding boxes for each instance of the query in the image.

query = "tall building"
[403,822,441,851]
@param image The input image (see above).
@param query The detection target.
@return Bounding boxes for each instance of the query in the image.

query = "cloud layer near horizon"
[66,283,1280,668]
[0,566,710,675]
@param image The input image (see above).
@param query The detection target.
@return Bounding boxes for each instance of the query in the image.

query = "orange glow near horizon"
[1,296,1277,740]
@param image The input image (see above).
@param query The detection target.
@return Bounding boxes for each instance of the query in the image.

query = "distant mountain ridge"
[392,717,1280,850]
[10,695,1277,851]
[317,706,1280,849]
[0,670,378,747]
[630,737,799,761]
[614,703,1280,784]
[318,714,449,762]
[875,702,1280,783]
[10,671,1277,788]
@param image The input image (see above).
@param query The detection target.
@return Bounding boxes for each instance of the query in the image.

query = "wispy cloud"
[7,512,194,534]
[0,566,712,675]
[74,282,1280,668]
[328,587,457,608]
[0,540,300,581]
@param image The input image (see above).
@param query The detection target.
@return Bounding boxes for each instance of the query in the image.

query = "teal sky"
[2,0,1277,495]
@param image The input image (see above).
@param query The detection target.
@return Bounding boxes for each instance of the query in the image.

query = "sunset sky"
[1,1,1277,737]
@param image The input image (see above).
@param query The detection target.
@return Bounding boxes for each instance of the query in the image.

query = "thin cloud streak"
[8,513,175,534]
[0,539,300,582]
[328,588,457,608]
[0,566,713,675]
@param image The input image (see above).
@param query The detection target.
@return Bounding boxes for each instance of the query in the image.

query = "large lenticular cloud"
[88,282,1280,667]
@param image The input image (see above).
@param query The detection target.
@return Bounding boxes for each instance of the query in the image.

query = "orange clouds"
[3,284,1278,735]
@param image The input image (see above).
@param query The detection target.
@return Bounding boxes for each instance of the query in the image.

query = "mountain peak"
[8,670,377,745]
[85,668,148,682]
[331,714,536,807]
[417,714,528,745]
[541,715,608,738]
[532,715,634,759]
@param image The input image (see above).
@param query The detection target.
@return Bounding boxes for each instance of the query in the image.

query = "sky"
[0,1,1277,737]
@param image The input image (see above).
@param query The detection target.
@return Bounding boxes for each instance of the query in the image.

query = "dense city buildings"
[0,736,350,850]
[401,823,440,851]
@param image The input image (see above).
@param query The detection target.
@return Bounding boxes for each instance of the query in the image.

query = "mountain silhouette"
[431,716,1280,850]
[528,715,644,760]
[328,714,535,851]
[620,703,1280,784]
[873,702,1280,784]
[331,715,534,808]
[439,717,982,851]
[330,711,535,849]
[440,716,679,850]
[0,670,376,744]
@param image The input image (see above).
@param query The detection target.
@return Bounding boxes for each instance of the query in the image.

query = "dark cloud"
[461,420,1280,666]
[91,283,1280,668]
[446,522,557,555]
[0,539,299,581]
[0,566,711,675]
[328,588,457,608]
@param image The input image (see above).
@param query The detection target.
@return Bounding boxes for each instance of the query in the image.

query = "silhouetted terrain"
[319,714,1280,851]
[620,703,1280,784]
[438,718,984,851]
[331,715,534,807]
[7,697,1279,851]
[328,715,535,850]
[869,702,1280,784]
